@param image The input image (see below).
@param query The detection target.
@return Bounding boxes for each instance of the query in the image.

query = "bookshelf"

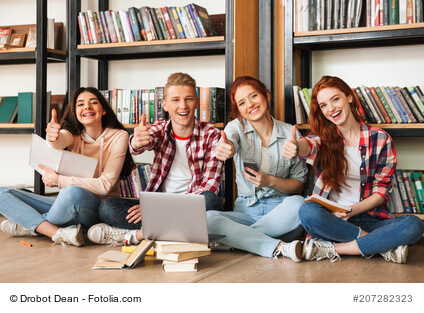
[0,0,66,194]
[66,0,248,209]
[282,2,424,138]
[280,2,424,220]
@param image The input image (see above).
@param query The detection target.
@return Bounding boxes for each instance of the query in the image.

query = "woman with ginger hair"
[282,76,423,263]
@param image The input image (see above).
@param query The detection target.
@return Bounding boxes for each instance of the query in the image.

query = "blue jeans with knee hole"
[0,186,101,232]
[299,201,424,255]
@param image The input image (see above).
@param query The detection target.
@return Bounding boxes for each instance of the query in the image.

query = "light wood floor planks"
[0,217,423,283]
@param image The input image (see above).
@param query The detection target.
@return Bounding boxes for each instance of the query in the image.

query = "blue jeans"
[98,191,224,230]
[0,186,101,232]
[299,201,424,255]
[207,195,304,258]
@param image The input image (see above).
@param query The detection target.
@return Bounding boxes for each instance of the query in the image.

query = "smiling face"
[163,85,198,132]
[75,91,105,128]
[316,87,354,126]
[234,84,270,123]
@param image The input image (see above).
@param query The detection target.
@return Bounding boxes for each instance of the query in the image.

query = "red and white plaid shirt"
[129,119,224,195]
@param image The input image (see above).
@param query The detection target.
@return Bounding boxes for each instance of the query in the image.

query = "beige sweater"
[48,128,129,197]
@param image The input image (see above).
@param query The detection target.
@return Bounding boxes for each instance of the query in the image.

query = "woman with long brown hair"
[282,76,423,263]
[0,87,134,247]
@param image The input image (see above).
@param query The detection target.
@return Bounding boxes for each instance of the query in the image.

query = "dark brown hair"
[60,87,135,179]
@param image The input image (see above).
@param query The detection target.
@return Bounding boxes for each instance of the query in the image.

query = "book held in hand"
[92,239,154,269]
[29,134,98,178]
[304,194,351,213]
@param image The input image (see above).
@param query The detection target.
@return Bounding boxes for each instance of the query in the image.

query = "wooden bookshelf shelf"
[295,123,424,137]
[293,23,424,50]
[0,123,34,134]
[393,213,424,220]
[0,48,66,64]
[76,36,226,60]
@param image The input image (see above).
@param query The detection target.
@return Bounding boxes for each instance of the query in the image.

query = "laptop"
[139,192,224,244]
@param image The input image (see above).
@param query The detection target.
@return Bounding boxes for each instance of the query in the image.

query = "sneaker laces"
[273,244,290,259]
[380,250,395,263]
[314,240,341,262]
[103,229,127,246]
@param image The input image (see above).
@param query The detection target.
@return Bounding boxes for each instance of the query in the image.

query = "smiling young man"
[88,73,225,245]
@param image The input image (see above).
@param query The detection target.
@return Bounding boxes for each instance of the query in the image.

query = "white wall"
[0,0,225,186]
[312,45,424,170]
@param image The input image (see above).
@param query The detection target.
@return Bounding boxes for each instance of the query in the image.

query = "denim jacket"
[224,117,308,206]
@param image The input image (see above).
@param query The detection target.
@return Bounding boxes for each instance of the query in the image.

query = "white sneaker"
[302,238,341,262]
[87,223,134,246]
[52,224,85,247]
[0,219,37,237]
[273,240,302,262]
[380,245,408,264]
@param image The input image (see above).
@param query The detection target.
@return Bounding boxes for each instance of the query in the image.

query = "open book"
[92,239,154,270]
[304,195,351,213]
[29,134,98,178]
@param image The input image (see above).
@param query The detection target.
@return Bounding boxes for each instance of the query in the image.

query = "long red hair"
[228,76,272,125]
[310,76,364,192]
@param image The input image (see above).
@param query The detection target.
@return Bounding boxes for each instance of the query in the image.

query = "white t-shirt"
[161,134,191,193]
[328,144,361,207]
[259,146,270,174]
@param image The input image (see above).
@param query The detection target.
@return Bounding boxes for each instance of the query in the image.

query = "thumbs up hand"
[215,130,235,161]
[282,126,299,159]
[131,114,150,150]
[46,109,61,143]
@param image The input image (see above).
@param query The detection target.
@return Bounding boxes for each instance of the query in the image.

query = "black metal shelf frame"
[283,0,424,136]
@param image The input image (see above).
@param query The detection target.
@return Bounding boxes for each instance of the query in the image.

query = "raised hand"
[46,109,61,143]
[215,130,235,161]
[282,126,299,159]
[131,113,150,150]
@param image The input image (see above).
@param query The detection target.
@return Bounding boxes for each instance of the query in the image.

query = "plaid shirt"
[129,118,224,195]
[301,122,397,219]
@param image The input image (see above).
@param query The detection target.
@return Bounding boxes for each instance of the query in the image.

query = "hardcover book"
[304,194,351,213]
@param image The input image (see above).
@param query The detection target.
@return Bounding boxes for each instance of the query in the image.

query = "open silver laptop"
[139,192,224,244]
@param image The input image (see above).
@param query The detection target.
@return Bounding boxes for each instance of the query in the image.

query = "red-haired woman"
[209,76,308,262]
[282,76,424,263]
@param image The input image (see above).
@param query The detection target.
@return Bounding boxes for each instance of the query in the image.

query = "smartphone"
[243,162,259,177]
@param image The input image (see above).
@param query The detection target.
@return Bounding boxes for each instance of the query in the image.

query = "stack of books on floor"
[293,84,424,125]
[390,169,424,214]
[155,241,211,272]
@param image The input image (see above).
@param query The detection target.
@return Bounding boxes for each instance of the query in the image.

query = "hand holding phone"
[243,162,259,177]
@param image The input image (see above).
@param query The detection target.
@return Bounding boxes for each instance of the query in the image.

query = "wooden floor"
[1,216,423,283]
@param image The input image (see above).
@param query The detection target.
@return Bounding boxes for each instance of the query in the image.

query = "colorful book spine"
[380,86,402,123]
[355,87,377,123]
[128,7,143,41]
[187,4,203,37]
[394,87,417,123]
[375,86,396,123]
[402,171,417,213]
[399,87,424,122]
[99,11,111,43]
[385,86,408,122]
[161,7,177,39]
[149,7,164,40]
[176,6,193,38]
[407,86,424,116]
[395,169,413,213]
[139,7,153,41]
[389,0,399,24]
[170,7,186,38]
[411,172,424,213]
[369,87,391,123]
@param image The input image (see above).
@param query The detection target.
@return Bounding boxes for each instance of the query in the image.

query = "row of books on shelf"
[100,86,225,125]
[390,169,424,214]
[0,93,65,124]
[78,3,217,45]
[293,84,424,124]
[295,0,424,32]
[120,163,226,206]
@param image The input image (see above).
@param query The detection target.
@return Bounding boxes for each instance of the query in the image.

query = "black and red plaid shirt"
[129,119,223,195]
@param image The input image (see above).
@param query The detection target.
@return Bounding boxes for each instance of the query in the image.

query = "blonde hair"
[164,72,197,98]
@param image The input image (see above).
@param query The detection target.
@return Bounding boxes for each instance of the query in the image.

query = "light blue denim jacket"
[225,117,308,206]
